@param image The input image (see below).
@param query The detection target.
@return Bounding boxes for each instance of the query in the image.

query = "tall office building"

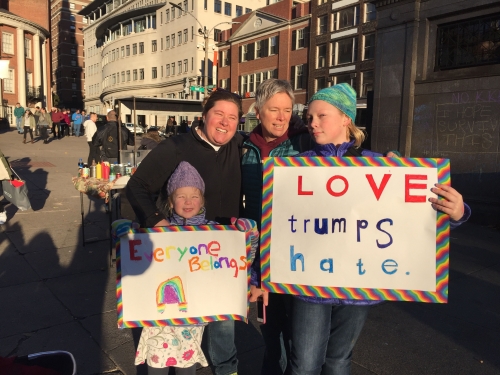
[50,0,92,109]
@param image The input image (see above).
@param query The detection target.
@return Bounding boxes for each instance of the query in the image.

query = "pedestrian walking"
[83,112,99,166]
[51,108,64,139]
[72,109,83,137]
[14,103,24,134]
[37,107,52,144]
[22,110,36,144]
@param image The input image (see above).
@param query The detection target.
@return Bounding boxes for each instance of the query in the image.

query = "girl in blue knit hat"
[131,161,258,375]
[288,83,471,375]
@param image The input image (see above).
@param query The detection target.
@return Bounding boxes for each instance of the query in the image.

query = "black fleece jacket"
[126,126,244,227]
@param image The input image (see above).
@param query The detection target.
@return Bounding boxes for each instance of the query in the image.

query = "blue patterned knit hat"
[309,83,357,123]
[167,161,205,195]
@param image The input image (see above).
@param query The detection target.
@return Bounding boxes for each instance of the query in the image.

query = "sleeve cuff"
[450,203,471,229]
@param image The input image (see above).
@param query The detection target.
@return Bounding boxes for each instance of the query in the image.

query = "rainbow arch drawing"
[156,276,187,313]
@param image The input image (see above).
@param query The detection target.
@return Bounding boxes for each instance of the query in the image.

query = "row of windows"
[239,36,279,62]
[315,70,374,98]
[103,15,156,45]
[239,69,278,94]
[1,33,33,58]
[101,59,192,90]
[317,4,376,35]
[87,83,100,97]
[161,1,251,24]
[316,33,375,68]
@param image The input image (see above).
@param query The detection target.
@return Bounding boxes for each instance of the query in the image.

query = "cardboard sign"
[260,157,450,303]
[117,225,250,328]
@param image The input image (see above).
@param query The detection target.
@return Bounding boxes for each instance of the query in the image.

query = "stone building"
[216,0,311,123]
[0,0,51,124]
[50,0,92,110]
[79,0,263,125]
[371,0,500,213]
[308,0,377,132]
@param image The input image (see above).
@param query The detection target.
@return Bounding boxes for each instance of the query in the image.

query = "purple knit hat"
[167,161,205,195]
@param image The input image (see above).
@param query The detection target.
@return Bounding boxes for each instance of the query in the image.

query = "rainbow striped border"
[260,156,450,303]
[116,225,252,328]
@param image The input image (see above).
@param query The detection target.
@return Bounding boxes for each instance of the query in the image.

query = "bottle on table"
[90,159,97,178]
[96,162,102,179]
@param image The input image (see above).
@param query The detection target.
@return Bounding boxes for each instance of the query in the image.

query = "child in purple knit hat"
[135,161,259,375]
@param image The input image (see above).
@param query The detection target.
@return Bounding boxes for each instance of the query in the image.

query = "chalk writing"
[436,90,500,151]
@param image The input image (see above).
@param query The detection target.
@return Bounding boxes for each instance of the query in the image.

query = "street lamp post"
[169,2,239,96]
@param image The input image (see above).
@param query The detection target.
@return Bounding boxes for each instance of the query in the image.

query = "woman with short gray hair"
[242,78,314,375]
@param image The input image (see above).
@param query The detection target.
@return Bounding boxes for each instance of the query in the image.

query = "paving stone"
[0,334,24,357]
[5,225,107,254]
[17,321,117,375]
[354,302,500,375]
[25,241,110,279]
[0,281,73,338]
[80,310,133,353]
[0,251,39,287]
[107,340,148,375]
[45,269,117,318]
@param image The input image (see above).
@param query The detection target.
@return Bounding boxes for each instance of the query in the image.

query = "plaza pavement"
[0,127,498,375]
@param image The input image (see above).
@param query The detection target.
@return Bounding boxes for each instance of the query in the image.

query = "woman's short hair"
[202,89,243,119]
[254,79,295,111]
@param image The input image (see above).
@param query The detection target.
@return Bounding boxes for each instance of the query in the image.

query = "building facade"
[51,0,92,110]
[308,0,377,133]
[217,0,311,122]
[0,0,51,124]
[79,0,263,125]
[371,0,500,211]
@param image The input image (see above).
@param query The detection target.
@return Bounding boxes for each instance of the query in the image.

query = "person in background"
[140,127,162,150]
[37,107,52,144]
[50,108,64,139]
[0,148,14,225]
[84,113,99,165]
[81,110,88,122]
[33,106,41,136]
[22,109,36,144]
[61,109,70,138]
[72,109,83,137]
[93,110,134,163]
[14,103,24,134]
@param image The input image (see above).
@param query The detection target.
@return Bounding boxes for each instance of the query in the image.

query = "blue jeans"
[16,117,23,133]
[74,123,81,137]
[290,298,370,375]
[205,320,237,375]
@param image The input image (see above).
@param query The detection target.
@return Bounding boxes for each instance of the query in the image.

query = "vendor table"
[72,175,130,266]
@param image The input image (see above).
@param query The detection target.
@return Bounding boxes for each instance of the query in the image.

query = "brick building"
[217,0,311,122]
[308,0,377,135]
[50,0,92,110]
[0,0,51,124]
